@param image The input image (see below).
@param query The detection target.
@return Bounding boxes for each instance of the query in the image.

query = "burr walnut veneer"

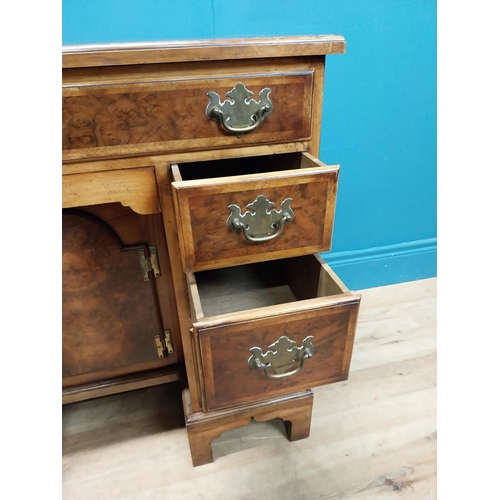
[62,35,360,466]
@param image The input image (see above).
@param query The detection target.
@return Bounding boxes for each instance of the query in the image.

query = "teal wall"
[63,0,437,291]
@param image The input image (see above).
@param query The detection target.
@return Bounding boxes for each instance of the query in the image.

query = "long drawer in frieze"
[62,71,314,162]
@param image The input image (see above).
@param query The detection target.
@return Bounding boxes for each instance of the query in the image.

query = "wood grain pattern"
[62,167,161,214]
[154,162,204,413]
[186,255,360,410]
[198,302,358,410]
[62,211,163,382]
[75,203,183,366]
[308,59,325,157]
[172,154,338,271]
[61,142,310,176]
[62,278,436,498]
[62,35,346,68]
[62,366,181,404]
[60,36,352,458]
[141,210,184,363]
[183,388,313,466]
[189,254,349,320]
[62,73,313,161]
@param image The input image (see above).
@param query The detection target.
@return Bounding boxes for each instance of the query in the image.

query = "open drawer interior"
[171,152,325,182]
[188,254,351,320]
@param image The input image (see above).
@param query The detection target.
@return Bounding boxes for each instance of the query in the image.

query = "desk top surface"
[62,35,346,69]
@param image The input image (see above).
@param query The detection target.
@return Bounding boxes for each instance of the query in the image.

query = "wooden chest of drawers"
[62,35,361,466]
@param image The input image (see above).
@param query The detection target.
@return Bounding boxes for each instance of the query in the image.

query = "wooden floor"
[62,278,436,499]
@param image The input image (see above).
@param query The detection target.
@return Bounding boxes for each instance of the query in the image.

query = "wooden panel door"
[62,207,179,389]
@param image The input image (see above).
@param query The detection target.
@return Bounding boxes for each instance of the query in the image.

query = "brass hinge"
[154,329,174,358]
[138,246,161,282]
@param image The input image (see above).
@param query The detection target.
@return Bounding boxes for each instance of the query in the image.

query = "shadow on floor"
[62,382,185,455]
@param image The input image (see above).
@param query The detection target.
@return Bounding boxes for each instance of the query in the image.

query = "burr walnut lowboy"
[62,35,361,466]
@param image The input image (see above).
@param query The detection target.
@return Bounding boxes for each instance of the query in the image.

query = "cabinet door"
[62,207,178,388]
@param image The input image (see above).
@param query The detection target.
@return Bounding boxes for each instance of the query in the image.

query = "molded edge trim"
[62,35,346,68]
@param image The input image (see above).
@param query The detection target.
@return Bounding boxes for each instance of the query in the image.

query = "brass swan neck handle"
[206,83,273,138]
[226,195,294,243]
[248,336,315,380]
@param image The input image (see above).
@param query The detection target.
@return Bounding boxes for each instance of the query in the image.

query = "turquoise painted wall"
[63,0,437,290]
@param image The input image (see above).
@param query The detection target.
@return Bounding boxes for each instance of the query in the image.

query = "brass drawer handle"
[227,195,294,243]
[206,83,273,138]
[248,335,315,380]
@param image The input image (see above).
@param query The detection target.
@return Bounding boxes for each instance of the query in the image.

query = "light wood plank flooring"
[62,277,436,499]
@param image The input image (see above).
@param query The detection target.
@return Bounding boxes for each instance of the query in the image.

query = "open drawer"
[171,152,339,272]
[187,254,361,411]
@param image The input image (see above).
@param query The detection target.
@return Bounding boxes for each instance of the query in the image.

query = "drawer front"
[172,154,339,272]
[62,72,313,161]
[194,296,360,411]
